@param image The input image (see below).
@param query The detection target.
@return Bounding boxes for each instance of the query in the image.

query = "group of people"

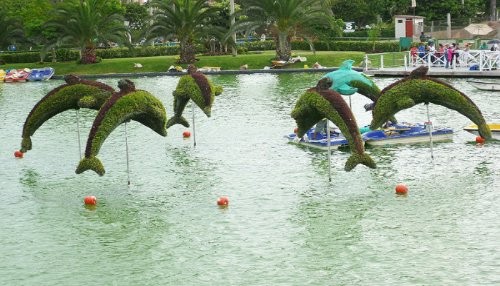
[409,40,496,69]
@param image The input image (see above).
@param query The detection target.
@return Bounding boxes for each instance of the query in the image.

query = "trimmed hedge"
[1,39,403,64]
[20,83,114,153]
[371,77,492,139]
[291,84,376,171]
[76,88,168,176]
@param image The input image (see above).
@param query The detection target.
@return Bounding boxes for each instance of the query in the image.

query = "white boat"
[463,123,500,140]
[285,127,349,151]
[362,122,454,146]
[467,80,500,91]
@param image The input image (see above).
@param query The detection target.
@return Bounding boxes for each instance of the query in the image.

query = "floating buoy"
[293,127,298,133]
[475,136,485,144]
[217,196,229,207]
[395,183,408,195]
[183,130,191,138]
[84,196,97,205]
[14,150,23,158]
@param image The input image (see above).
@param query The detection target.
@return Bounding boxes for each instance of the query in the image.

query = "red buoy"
[395,183,408,195]
[14,150,23,158]
[84,196,97,205]
[217,196,229,207]
[183,130,191,138]
[475,136,485,144]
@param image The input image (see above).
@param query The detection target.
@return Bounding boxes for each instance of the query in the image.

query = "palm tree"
[149,0,224,64]
[46,0,127,64]
[0,10,23,51]
[235,0,337,61]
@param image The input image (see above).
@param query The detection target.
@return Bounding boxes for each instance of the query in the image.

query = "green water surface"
[0,74,498,285]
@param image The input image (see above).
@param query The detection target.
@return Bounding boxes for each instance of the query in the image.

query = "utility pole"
[230,0,237,56]
[491,0,497,21]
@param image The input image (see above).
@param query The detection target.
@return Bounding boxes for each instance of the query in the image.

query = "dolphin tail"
[20,137,32,153]
[166,116,190,128]
[76,156,105,176]
[345,153,376,171]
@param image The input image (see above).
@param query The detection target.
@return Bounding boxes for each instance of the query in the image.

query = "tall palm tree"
[46,0,127,64]
[235,0,337,61]
[149,0,224,64]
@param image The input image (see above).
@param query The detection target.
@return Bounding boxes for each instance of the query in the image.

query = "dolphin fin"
[76,156,105,176]
[166,116,190,128]
[21,137,32,153]
[345,153,376,171]
[338,84,358,95]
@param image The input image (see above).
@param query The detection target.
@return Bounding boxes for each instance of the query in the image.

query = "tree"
[46,0,127,64]
[124,2,151,45]
[488,0,497,21]
[149,0,224,64]
[330,0,377,28]
[235,0,338,61]
[0,10,24,51]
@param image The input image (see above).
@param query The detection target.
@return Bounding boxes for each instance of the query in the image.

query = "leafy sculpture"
[166,65,223,128]
[370,66,492,140]
[20,74,115,153]
[76,79,168,176]
[291,78,376,171]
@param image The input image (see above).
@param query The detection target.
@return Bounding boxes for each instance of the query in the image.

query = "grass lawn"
[1,51,373,76]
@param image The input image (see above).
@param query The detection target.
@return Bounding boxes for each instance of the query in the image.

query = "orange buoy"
[14,150,24,158]
[475,136,485,144]
[395,183,408,195]
[183,130,191,138]
[84,196,97,205]
[217,196,229,207]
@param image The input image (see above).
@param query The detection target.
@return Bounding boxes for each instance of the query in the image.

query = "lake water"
[1,74,499,285]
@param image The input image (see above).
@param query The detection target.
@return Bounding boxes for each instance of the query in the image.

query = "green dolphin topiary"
[20,74,115,153]
[166,65,223,128]
[370,66,492,140]
[76,79,168,176]
[291,77,376,171]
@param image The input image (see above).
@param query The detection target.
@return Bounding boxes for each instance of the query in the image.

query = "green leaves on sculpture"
[20,75,114,153]
[370,66,492,140]
[76,79,168,176]
[291,77,376,171]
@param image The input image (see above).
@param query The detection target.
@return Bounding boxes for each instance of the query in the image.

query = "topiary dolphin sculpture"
[166,65,223,128]
[76,79,168,176]
[370,66,492,140]
[322,59,381,102]
[291,77,376,171]
[20,74,115,153]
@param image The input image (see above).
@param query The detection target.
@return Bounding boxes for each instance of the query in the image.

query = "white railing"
[363,50,500,72]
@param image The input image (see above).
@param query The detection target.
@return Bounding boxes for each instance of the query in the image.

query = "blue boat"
[362,122,453,146]
[286,122,454,150]
[285,127,349,150]
[27,67,55,81]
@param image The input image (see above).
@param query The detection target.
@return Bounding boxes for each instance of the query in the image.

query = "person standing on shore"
[445,44,452,68]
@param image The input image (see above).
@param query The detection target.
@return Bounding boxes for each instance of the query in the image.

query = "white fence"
[364,50,500,72]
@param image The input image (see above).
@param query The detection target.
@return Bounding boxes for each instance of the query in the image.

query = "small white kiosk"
[394,15,425,41]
